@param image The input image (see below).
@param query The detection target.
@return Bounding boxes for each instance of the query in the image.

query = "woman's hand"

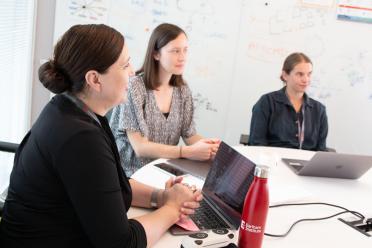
[160,177,203,220]
[183,138,220,161]
[179,189,202,220]
[202,138,221,159]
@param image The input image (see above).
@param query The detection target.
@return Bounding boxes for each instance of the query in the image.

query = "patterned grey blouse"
[110,75,197,177]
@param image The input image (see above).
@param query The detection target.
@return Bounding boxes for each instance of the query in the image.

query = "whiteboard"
[54,0,372,155]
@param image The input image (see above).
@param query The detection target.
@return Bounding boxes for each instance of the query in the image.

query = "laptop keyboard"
[190,199,230,230]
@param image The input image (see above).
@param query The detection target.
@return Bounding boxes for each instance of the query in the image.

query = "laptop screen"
[202,142,256,228]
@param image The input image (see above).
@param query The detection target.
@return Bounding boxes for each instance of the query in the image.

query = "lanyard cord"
[63,92,101,127]
[285,88,305,149]
[297,106,305,149]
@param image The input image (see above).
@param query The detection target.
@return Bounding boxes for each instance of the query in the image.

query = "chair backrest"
[239,134,250,146]
[0,141,18,153]
[0,141,19,217]
[238,134,336,152]
[326,147,336,152]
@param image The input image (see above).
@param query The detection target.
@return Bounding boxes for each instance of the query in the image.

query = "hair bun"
[38,60,71,94]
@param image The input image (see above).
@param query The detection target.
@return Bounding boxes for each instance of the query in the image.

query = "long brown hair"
[137,23,186,90]
[38,24,124,94]
[280,52,312,83]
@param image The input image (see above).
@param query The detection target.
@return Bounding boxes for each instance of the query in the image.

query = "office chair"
[239,133,250,146]
[239,134,336,152]
[326,147,336,152]
[0,141,19,218]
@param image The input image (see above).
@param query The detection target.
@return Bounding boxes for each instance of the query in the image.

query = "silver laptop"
[169,141,256,235]
[282,151,372,179]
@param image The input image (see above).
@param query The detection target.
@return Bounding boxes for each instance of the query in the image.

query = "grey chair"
[239,134,250,146]
[0,141,18,153]
[326,147,336,152]
[0,141,19,217]
[239,134,336,152]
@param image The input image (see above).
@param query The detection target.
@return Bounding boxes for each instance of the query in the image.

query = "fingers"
[201,138,221,145]
[179,214,189,221]
[165,176,184,189]
[164,177,174,189]
[164,185,202,220]
[174,176,183,184]
[193,190,203,201]
[183,201,200,209]
[180,207,195,215]
[179,201,200,218]
[182,183,199,194]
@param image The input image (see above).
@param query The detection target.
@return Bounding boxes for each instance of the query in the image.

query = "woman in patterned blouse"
[110,23,220,176]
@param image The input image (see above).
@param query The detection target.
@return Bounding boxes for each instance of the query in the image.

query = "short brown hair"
[280,52,312,82]
[38,24,124,94]
[137,23,186,90]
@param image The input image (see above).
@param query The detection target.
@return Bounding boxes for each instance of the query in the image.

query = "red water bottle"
[238,165,269,248]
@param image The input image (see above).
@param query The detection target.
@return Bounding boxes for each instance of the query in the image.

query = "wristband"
[150,189,159,208]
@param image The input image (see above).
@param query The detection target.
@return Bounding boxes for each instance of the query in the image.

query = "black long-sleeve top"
[0,94,147,248]
[248,87,328,151]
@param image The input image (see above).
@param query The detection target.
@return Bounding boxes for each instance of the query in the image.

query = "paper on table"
[131,164,204,190]
[131,165,170,188]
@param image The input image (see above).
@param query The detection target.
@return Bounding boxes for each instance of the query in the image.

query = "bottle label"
[240,220,262,234]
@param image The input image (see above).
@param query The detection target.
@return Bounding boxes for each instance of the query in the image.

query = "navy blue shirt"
[248,87,328,151]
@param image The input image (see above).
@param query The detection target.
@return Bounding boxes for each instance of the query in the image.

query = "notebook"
[170,141,256,235]
[282,151,372,179]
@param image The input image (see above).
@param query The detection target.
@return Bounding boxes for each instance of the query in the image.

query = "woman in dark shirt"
[248,52,328,151]
[0,24,201,248]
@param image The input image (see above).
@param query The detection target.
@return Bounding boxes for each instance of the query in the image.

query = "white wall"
[30,0,56,125]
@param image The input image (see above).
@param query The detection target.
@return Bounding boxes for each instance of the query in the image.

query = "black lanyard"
[63,92,101,127]
[297,107,305,150]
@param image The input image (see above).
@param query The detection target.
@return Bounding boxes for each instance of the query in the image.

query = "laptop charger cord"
[264,202,365,238]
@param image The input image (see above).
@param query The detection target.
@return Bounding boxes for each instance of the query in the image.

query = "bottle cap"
[254,165,270,178]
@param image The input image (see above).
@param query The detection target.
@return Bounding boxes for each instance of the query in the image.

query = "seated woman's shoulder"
[129,74,146,93]
[178,83,192,95]
[308,96,326,109]
[130,74,144,86]
[258,89,282,102]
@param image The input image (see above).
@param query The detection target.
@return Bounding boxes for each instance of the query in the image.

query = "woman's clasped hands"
[161,176,202,220]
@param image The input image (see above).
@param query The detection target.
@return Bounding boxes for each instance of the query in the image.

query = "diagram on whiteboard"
[68,0,109,23]
[193,92,217,119]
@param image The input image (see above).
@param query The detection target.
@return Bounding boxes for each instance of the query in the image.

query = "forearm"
[128,132,181,159]
[184,134,203,145]
[134,205,179,247]
[129,179,164,208]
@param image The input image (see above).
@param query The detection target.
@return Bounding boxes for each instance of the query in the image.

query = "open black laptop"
[282,151,372,179]
[170,141,256,235]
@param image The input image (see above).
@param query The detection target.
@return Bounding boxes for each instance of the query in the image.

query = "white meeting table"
[129,146,372,248]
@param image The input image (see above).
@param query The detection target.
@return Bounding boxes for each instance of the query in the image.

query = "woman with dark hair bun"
[110,23,220,177]
[248,52,328,151]
[0,24,201,248]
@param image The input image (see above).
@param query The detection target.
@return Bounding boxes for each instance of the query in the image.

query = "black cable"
[270,202,365,220]
[264,202,365,237]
